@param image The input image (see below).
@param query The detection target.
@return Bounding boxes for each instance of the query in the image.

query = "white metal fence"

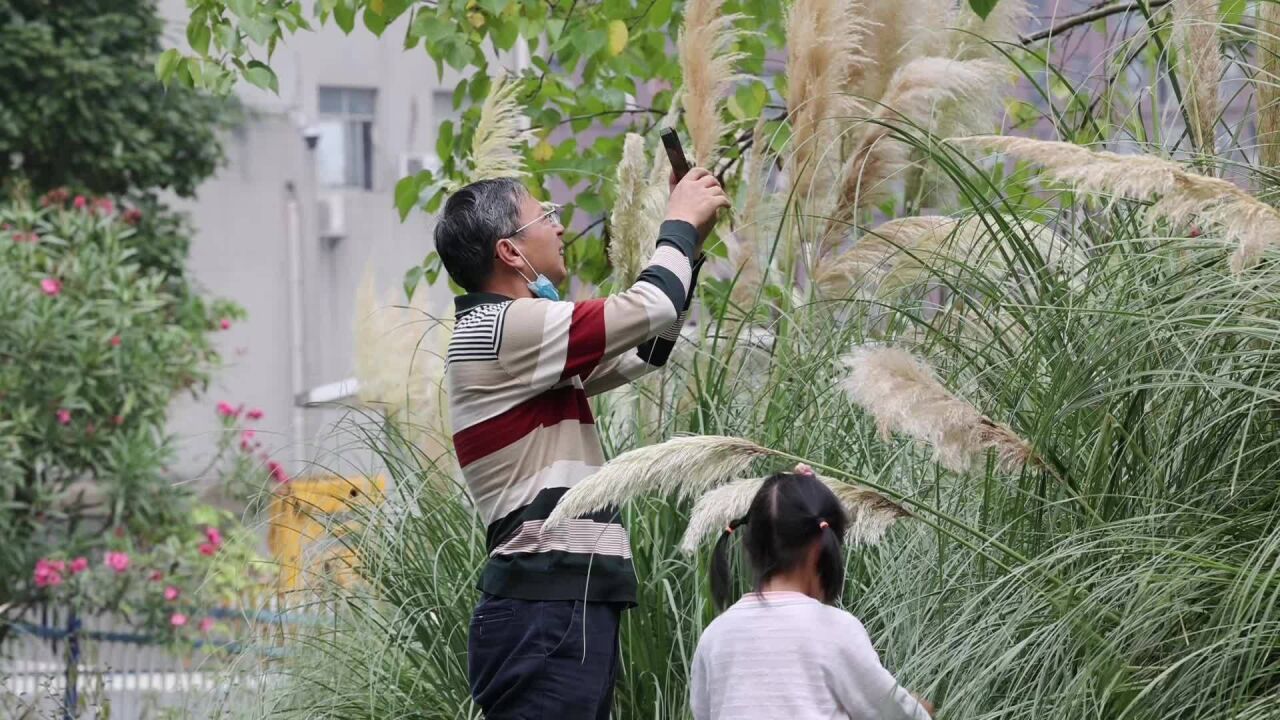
[1,602,297,719]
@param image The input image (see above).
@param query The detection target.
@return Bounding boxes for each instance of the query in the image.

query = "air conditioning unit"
[317,194,346,241]
[400,153,440,177]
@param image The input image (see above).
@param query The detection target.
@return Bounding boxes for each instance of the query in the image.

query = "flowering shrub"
[27,504,271,645]
[208,401,292,504]
[0,192,251,635]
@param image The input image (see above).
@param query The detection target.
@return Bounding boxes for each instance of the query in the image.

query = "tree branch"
[1020,0,1174,45]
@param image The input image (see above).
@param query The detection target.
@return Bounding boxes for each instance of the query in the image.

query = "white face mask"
[501,239,560,301]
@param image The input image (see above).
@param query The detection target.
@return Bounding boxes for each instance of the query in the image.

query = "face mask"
[502,239,561,302]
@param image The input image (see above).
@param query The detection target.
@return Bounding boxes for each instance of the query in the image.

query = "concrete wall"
[155,2,485,488]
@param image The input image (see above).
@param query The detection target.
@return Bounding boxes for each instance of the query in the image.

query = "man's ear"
[494,237,521,270]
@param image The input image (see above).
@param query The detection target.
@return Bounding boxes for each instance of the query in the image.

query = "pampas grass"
[841,344,1037,473]
[1171,0,1222,157]
[951,135,1280,270]
[814,216,955,297]
[679,0,745,167]
[609,134,663,287]
[678,474,909,553]
[545,435,776,527]
[470,74,529,182]
[823,58,1005,255]
[1258,3,1280,169]
[786,0,870,198]
[353,269,452,459]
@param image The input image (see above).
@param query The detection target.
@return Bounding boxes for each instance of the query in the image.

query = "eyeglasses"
[511,202,563,235]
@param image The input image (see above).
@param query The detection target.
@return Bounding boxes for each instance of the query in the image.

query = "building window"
[317,87,376,190]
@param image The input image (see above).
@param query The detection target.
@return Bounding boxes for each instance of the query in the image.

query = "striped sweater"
[446,219,702,604]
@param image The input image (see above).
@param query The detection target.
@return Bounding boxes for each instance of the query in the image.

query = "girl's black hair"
[710,471,848,611]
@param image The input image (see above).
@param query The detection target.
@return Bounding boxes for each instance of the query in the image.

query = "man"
[434,168,730,718]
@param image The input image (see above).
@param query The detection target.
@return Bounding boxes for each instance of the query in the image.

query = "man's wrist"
[657,219,699,259]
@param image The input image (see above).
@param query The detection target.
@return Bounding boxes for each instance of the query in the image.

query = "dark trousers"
[468,593,623,719]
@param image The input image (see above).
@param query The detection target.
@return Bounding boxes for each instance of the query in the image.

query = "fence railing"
[1,600,307,719]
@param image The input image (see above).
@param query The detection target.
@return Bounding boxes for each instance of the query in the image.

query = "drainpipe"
[284,181,306,465]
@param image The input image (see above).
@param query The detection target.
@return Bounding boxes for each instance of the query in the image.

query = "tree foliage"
[0,0,230,197]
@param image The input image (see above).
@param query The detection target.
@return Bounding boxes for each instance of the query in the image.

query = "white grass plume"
[951,135,1280,271]
[545,435,775,527]
[1257,3,1280,169]
[679,0,746,167]
[823,58,1005,256]
[609,134,658,287]
[814,216,955,297]
[950,0,1029,60]
[786,0,870,198]
[470,74,529,182]
[1171,0,1221,157]
[729,115,771,310]
[679,474,909,553]
[353,269,452,457]
[841,345,1036,473]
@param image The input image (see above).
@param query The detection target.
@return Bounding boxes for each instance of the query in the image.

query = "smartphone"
[660,128,692,183]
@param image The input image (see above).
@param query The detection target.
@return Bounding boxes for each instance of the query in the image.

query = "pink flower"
[198,617,215,633]
[149,570,165,582]
[104,551,130,573]
[33,559,63,588]
[239,429,256,451]
[219,318,231,330]
[111,414,125,426]
[56,408,71,425]
[170,613,188,627]
[73,195,87,210]
[122,208,143,225]
[94,198,115,215]
[204,526,223,547]
[267,460,289,484]
[109,335,122,347]
[12,231,38,243]
[70,557,89,574]
[216,401,237,418]
[198,542,218,557]
[164,585,180,601]
[246,408,264,421]
[40,278,62,296]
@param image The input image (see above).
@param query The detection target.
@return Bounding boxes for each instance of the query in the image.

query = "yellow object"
[607,20,629,56]
[533,137,555,163]
[267,474,387,594]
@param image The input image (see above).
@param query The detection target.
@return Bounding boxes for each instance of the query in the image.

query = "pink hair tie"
[818,520,830,530]
[725,525,735,535]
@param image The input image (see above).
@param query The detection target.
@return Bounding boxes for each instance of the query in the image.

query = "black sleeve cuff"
[656,220,699,258]
[684,255,706,310]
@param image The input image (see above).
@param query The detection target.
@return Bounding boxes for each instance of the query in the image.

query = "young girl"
[690,465,934,720]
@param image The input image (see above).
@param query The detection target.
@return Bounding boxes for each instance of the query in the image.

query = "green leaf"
[436,121,455,159]
[227,0,255,19]
[333,1,356,33]
[402,264,424,300]
[967,0,999,20]
[241,16,274,45]
[648,0,675,28]
[1220,0,1246,26]
[154,49,182,85]
[244,61,279,93]
[187,20,212,56]
[394,175,422,220]
[215,23,239,53]
[364,7,388,36]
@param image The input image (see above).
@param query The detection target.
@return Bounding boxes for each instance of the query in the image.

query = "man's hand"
[665,167,730,246]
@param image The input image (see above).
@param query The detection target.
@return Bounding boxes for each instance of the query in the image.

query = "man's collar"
[455,291,514,315]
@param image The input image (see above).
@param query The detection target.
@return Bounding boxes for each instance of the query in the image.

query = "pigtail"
[710,517,746,611]
[814,518,847,604]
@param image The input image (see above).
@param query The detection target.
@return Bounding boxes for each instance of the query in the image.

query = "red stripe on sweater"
[453,386,594,467]
[561,300,607,381]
